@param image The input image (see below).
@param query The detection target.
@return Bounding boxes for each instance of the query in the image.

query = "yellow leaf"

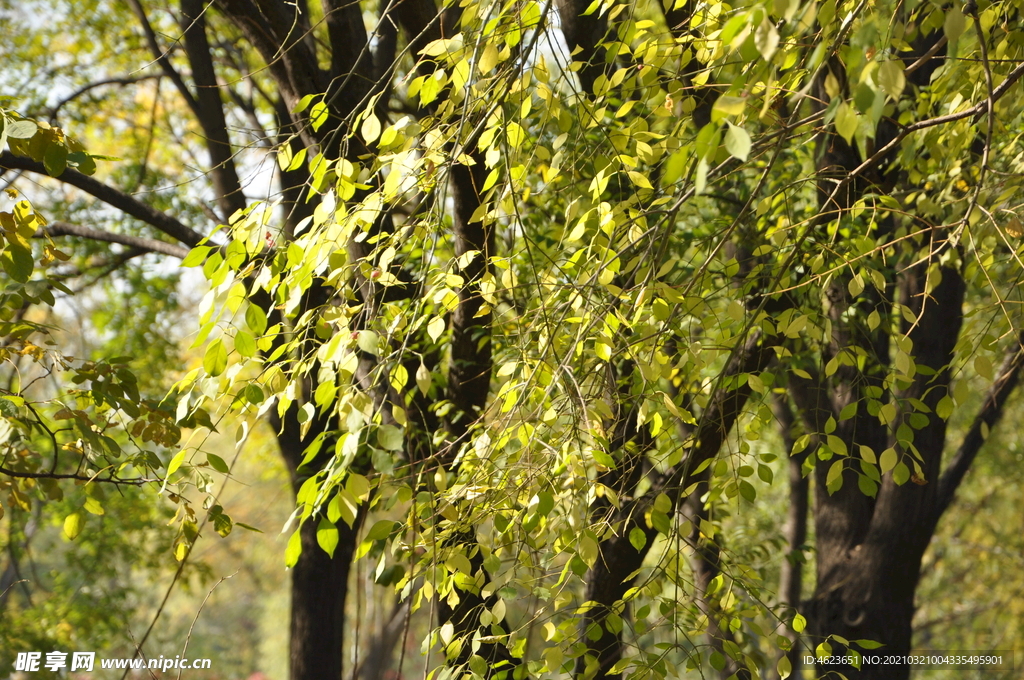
[627,170,653,189]
[479,43,499,73]
[361,115,381,143]
[64,512,83,540]
[428,315,446,342]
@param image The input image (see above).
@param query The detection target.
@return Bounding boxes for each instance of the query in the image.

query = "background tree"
[3,0,1024,679]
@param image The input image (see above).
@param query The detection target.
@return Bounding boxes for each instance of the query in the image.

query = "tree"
[3,0,1024,678]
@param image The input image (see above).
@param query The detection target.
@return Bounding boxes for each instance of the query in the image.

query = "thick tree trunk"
[289,514,362,680]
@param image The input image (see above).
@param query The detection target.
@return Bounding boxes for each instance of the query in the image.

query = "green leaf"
[43,142,68,176]
[356,330,379,355]
[285,528,303,567]
[754,18,780,60]
[235,330,257,358]
[835,101,858,144]
[204,338,228,376]
[879,447,897,474]
[629,526,647,551]
[67,150,96,175]
[293,94,316,114]
[181,246,212,268]
[167,450,187,475]
[944,9,966,43]
[712,96,746,122]
[317,517,339,557]
[777,655,792,680]
[377,424,404,451]
[207,453,230,474]
[367,519,396,541]
[792,613,806,632]
[1,245,33,283]
[724,123,751,161]
[877,60,906,100]
[854,639,885,650]
[892,461,910,485]
[0,396,18,417]
[826,460,844,488]
[245,303,268,335]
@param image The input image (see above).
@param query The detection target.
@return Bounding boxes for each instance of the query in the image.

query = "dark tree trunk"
[289,513,362,680]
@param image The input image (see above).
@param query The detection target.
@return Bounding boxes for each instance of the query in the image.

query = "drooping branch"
[683,483,751,680]
[572,327,776,680]
[0,151,205,248]
[935,331,1024,517]
[668,328,776,494]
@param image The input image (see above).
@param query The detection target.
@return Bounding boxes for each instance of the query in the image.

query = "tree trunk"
[289,514,362,680]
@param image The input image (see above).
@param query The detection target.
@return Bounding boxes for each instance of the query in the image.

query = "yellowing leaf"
[310,101,328,132]
[506,122,525,148]
[627,170,653,189]
[428,315,446,342]
[64,512,83,540]
[479,43,499,73]
[361,114,381,143]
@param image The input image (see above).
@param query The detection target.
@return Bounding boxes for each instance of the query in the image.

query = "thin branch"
[38,221,191,258]
[935,331,1024,516]
[125,0,202,117]
[49,75,162,123]
[904,35,948,77]
[837,58,1024,200]
[0,465,153,485]
[0,151,205,247]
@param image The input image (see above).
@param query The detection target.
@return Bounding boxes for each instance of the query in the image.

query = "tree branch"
[37,221,191,259]
[49,75,162,123]
[0,151,205,248]
[0,465,153,485]
[125,0,202,117]
[180,0,249,218]
[935,331,1024,516]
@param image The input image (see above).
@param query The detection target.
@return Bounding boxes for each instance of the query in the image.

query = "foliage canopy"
[3,0,1024,677]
